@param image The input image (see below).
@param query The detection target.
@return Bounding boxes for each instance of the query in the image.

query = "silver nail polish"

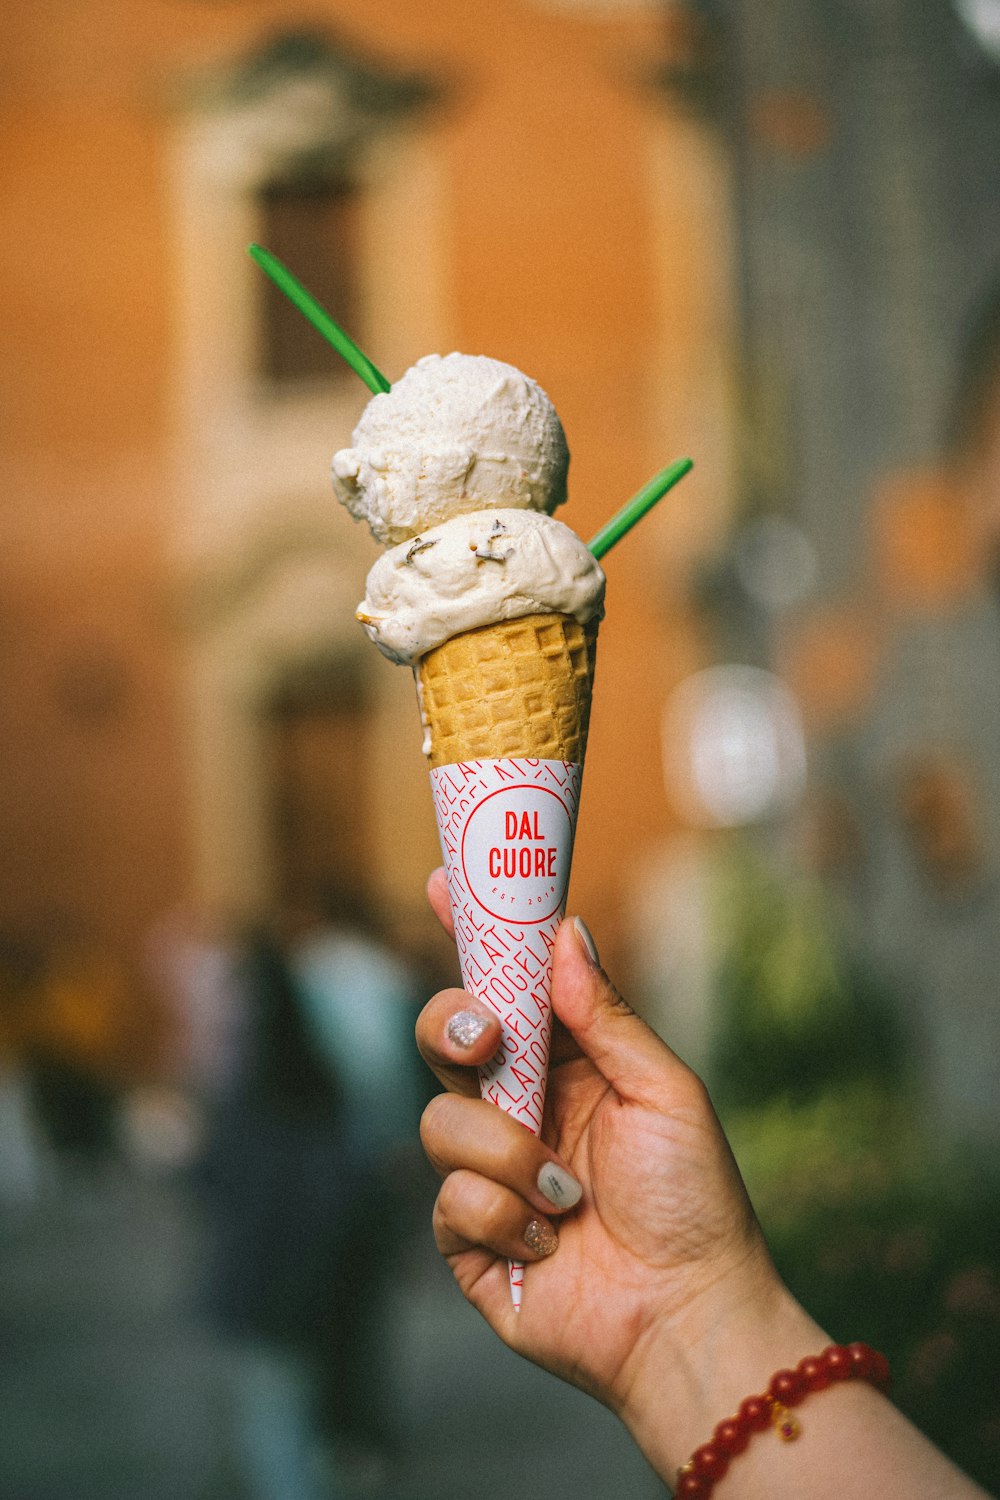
[446,1009,490,1048]
[537,1162,583,1210]
[574,916,600,967]
[524,1219,558,1257]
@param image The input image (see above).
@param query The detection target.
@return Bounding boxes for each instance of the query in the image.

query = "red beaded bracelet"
[675,1342,891,1498]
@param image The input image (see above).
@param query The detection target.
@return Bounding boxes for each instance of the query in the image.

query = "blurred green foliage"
[709,846,909,1108]
[705,842,1000,1492]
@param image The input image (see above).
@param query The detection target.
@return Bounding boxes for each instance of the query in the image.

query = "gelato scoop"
[332,352,569,546]
[357,508,604,665]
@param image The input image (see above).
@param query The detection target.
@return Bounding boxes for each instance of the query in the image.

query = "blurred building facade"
[3,0,1000,1146]
[700,0,1000,1144]
[0,1,734,1074]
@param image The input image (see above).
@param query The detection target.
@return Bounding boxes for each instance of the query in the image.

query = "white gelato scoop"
[356,508,605,665]
[332,353,569,546]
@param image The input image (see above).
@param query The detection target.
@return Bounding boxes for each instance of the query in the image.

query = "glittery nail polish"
[537,1162,583,1210]
[446,1009,491,1048]
[524,1219,558,1257]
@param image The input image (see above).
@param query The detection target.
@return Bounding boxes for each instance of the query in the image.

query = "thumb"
[551,917,692,1106]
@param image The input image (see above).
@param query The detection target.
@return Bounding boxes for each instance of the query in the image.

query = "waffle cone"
[418,612,599,770]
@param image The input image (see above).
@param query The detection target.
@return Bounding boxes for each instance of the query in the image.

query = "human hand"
[417,871,818,1473]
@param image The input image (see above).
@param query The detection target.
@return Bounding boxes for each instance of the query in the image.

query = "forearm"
[621,1286,991,1500]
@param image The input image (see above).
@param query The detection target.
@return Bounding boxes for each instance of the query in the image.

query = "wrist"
[617,1262,827,1481]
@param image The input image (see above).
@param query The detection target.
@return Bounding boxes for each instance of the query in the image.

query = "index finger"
[416,988,503,1098]
[427,867,455,940]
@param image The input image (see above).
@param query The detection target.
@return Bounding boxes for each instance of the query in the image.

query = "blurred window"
[257,176,361,385]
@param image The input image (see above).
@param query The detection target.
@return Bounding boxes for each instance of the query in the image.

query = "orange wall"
[0,1,707,1009]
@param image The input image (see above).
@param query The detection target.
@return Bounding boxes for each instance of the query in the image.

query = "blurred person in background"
[0,938,48,1211]
[197,924,348,1500]
[147,905,246,1107]
[25,920,125,1175]
[143,904,247,1165]
[290,884,425,1489]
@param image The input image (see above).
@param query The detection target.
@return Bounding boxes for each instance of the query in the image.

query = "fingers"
[416,988,502,1098]
[426,867,455,939]
[421,1086,583,1266]
[552,916,694,1107]
[421,1091,583,1215]
[432,1170,560,1263]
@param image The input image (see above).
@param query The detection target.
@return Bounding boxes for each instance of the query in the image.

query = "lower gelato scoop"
[357,508,605,666]
[332,352,569,545]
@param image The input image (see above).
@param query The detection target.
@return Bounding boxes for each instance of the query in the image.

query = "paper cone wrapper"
[421,612,597,1307]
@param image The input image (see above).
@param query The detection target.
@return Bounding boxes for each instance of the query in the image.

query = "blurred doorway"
[263,656,371,917]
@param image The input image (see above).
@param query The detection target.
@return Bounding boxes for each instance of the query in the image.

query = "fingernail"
[537,1162,583,1210]
[446,1009,491,1048]
[524,1219,558,1257]
[573,916,600,968]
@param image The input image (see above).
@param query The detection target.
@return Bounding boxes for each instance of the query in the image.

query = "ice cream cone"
[418,612,598,769]
[422,611,598,1306]
[325,347,603,1306]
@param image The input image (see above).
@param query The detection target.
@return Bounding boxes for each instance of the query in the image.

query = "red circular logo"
[460,783,574,924]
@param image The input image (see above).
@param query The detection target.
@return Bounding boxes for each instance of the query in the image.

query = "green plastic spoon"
[587,457,694,559]
[248,243,391,395]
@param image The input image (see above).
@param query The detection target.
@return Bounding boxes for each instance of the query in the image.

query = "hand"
[416,871,814,1472]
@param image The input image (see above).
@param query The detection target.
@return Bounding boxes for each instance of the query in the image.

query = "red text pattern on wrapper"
[430,758,583,1307]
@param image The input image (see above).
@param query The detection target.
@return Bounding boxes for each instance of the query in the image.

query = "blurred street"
[0,1163,666,1500]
